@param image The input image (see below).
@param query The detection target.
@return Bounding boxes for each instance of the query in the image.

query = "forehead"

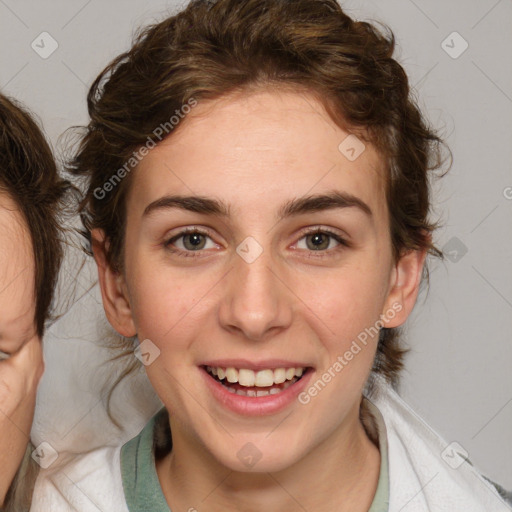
[129,89,388,222]
[0,191,30,257]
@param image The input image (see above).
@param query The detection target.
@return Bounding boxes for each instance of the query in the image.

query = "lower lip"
[200,366,313,416]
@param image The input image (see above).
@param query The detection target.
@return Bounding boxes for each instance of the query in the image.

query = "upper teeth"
[207,366,304,387]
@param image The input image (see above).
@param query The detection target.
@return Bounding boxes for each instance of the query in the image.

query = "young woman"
[0,93,69,511]
[31,0,512,510]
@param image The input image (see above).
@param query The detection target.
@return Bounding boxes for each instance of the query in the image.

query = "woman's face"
[0,192,37,359]
[98,89,424,472]
[0,191,40,491]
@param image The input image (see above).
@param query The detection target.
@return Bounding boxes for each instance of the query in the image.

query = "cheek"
[305,261,389,330]
[127,260,213,344]
[298,264,390,377]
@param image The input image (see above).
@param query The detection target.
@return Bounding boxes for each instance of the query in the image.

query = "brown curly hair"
[0,94,70,337]
[69,0,447,391]
[0,92,72,511]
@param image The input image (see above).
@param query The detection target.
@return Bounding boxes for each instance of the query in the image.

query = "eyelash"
[163,226,349,259]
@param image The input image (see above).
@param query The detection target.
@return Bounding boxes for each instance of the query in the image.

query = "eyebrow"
[143,190,373,221]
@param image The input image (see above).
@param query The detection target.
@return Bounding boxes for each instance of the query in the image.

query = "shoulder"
[365,375,512,512]
[30,444,128,512]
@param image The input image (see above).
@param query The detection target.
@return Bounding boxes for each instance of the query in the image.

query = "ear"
[91,228,137,337]
[381,246,428,328]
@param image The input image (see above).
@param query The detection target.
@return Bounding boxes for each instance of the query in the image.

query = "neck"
[156,400,381,512]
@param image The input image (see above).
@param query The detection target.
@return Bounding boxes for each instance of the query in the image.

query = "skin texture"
[0,192,42,505]
[93,89,426,511]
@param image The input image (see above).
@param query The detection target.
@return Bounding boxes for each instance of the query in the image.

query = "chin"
[206,434,308,474]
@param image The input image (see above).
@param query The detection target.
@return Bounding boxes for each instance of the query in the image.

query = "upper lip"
[200,359,312,371]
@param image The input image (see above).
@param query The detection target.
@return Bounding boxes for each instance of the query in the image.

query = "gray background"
[1,0,511,488]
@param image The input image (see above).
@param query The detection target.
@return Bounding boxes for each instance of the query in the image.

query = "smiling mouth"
[203,365,310,397]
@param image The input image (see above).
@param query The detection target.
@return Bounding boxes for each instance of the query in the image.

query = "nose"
[218,241,293,342]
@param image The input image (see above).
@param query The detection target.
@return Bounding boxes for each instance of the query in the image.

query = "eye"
[294,228,349,256]
[164,227,218,257]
